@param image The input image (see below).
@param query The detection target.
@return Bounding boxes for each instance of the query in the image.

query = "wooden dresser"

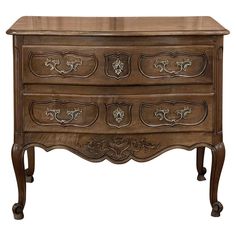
[7,16,229,219]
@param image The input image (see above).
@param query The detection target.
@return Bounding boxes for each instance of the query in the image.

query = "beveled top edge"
[7,16,230,36]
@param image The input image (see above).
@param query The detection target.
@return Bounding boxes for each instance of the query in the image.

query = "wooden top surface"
[7,16,229,36]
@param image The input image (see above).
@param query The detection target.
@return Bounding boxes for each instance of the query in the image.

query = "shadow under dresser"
[7,16,229,219]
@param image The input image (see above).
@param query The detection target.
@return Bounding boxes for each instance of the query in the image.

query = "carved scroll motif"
[140,100,208,127]
[138,51,208,79]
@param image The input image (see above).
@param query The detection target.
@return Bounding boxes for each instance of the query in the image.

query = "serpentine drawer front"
[24,94,213,133]
[23,46,213,85]
[7,16,229,220]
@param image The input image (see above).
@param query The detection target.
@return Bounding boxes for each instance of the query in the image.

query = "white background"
[0,0,235,235]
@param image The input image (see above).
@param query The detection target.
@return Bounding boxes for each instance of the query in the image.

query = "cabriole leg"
[25,147,35,183]
[210,142,225,217]
[196,147,207,181]
[12,144,26,220]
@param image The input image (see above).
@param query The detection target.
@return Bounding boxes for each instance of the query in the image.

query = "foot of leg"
[197,167,207,181]
[12,203,24,220]
[211,201,223,217]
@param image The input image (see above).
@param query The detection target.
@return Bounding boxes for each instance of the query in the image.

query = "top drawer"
[23,45,213,85]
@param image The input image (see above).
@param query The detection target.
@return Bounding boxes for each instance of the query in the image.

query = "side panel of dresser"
[213,36,224,144]
[13,36,24,145]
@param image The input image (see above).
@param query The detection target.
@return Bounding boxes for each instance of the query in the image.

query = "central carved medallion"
[106,103,132,128]
[113,107,125,123]
[104,53,131,79]
[112,58,124,76]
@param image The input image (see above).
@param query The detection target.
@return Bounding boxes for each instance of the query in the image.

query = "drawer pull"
[44,58,82,75]
[154,59,192,75]
[112,58,124,76]
[113,107,125,123]
[46,108,82,125]
[154,106,192,124]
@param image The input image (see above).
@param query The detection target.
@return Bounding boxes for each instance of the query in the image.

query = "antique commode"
[7,16,229,219]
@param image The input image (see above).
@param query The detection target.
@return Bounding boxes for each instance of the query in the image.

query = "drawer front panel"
[140,100,207,127]
[139,51,207,79]
[29,52,98,78]
[24,94,213,133]
[23,46,213,85]
[29,100,99,127]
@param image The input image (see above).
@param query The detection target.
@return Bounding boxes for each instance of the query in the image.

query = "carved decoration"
[44,57,82,75]
[23,132,215,164]
[154,106,192,123]
[138,51,208,79]
[29,51,98,78]
[140,100,208,127]
[113,107,125,123]
[104,53,131,79]
[154,58,192,74]
[29,100,99,127]
[105,103,132,128]
[83,136,159,163]
[112,58,124,76]
[46,107,82,125]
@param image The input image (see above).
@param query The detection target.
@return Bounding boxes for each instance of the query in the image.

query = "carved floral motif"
[112,58,124,76]
[84,136,159,162]
[105,53,131,79]
[113,107,125,123]
[106,103,132,128]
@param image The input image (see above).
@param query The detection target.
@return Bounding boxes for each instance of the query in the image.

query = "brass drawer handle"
[154,106,192,124]
[46,108,82,125]
[44,58,82,75]
[154,59,192,75]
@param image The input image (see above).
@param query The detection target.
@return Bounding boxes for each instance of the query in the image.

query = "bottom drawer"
[23,93,213,133]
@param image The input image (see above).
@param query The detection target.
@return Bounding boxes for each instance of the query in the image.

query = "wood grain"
[8,16,228,219]
[7,16,229,36]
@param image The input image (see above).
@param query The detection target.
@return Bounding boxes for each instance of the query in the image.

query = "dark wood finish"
[12,144,26,220]
[7,16,229,219]
[210,143,225,217]
[196,147,207,181]
[25,147,35,183]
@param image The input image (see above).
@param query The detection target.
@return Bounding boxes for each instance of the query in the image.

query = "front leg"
[196,147,207,181]
[210,142,225,217]
[25,147,35,183]
[12,144,26,220]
